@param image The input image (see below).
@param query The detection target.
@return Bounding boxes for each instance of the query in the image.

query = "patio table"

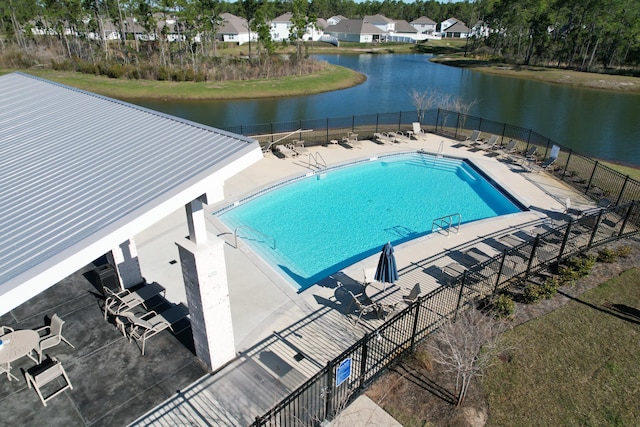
[0,330,39,380]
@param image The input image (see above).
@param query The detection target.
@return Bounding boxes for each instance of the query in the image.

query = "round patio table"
[0,330,39,365]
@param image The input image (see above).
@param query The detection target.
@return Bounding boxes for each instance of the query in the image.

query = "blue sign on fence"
[335,357,352,387]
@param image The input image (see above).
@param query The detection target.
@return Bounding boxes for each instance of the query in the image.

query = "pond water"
[135,54,640,166]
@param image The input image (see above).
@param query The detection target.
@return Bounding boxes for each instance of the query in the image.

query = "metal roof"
[0,72,261,313]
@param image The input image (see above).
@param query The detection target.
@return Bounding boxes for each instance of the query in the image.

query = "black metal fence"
[232,110,640,425]
[251,201,640,426]
[223,108,640,206]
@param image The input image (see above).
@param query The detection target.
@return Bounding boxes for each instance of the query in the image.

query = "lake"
[135,54,640,166]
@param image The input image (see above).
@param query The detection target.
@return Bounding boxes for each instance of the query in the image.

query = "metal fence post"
[562,149,573,179]
[454,272,467,320]
[409,298,422,351]
[558,222,573,261]
[618,201,635,236]
[351,115,355,132]
[454,113,460,138]
[586,161,599,194]
[526,128,532,145]
[375,113,379,133]
[398,111,402,132]
[616,175,630,205]
[525,236,540,278]
[501,122,506,139]
[435,109,441,133]
[326,118,329,143]
[493,250,507,296]
[587,211,604,248]
[359,340,368,391]
[324,359,334,418]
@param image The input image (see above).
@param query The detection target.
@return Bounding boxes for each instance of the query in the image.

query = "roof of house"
[411,16,436,25]
[273,12,293,23]
[218,13,249,35]
[325,19,387,35]
[0,72,260,314]
[363,14,393,24]
[393,20,417,33]
[444,22,471,33]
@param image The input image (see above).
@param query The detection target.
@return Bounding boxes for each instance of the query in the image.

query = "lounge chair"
[342,132,361,148]
[494,139,518,159]
[25,357,73,406]
[276,143,297,158]
[412,122,426,138]
[388,131,410,143]
[402,283,421,304]
[441,262,467,286]
[35,313,75,363]
[475,134,499,151]
[103,282,166,319]
[524,146,538,161]
[118,305,188,355]
[373,132,395,145]
[540,156,556,169]
[292,140,309,155]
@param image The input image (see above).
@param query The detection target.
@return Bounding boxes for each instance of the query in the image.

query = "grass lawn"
[483,268,640,426]
[0,63,364,101]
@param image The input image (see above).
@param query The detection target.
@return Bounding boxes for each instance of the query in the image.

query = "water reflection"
[135,54,640,166]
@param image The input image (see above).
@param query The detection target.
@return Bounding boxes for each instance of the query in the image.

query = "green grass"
[1,64,364,101]
[483,268,640,426]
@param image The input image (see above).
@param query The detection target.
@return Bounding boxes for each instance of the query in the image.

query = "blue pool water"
[218,153,522,290]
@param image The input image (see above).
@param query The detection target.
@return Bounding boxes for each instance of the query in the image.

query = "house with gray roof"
[323,19,387,43]
[218,12,254,44]
[411,16,437,35]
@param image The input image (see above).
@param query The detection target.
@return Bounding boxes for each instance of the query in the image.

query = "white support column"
[108,238,144,289]
[177,195,235,371]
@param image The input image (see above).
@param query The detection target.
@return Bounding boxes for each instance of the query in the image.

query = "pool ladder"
[234,226,276,249]
[432,213,462,236]
[308,152,327,169]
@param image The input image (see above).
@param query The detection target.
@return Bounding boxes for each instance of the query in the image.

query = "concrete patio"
[0,133,602,426]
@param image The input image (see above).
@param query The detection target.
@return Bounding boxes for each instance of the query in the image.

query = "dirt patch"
[365,237,640,426]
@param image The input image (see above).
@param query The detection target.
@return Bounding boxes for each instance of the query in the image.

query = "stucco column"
[108,238,144,289]
[177,197,235,371]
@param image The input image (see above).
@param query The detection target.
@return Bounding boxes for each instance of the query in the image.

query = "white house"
[363,14,395,33]
[390,19,419,42]
[217,12,253,44]
[438,17,470,38]
[270,12,325,42]
[411,16,437,35]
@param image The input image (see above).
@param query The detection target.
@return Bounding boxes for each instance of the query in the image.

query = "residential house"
[364,14,395,33]
[411,16,437,35]
[323,19,387,43]
[217,12,253,44]
[270,12,325,42]
[438,17,470,38]
[327,15,347,26]
[389,19,418,42]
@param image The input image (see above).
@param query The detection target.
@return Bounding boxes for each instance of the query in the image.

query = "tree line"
[1,0,638,82]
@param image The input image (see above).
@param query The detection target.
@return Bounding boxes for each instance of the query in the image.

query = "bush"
[597,247,617,263]
[559,254,596,284]
[157,66,169,81]
[106,63,125,78]
[615,246,632,258]
[523,283,543,304]
[492,294,515,319]
[541,277,560,298]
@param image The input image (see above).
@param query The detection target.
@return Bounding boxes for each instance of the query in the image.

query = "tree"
[290,0,315,74]
[409,88,439,124]
[239,0,259,61]
[425,309,512,406]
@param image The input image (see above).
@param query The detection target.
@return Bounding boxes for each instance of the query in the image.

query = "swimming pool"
[218,153,523,290]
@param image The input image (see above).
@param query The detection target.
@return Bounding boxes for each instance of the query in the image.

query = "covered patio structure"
[0,71,262,415]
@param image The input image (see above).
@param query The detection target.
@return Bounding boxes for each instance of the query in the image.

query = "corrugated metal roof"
[0,72,260,305]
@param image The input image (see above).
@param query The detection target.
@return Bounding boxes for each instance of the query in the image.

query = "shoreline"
[430,56,640,93]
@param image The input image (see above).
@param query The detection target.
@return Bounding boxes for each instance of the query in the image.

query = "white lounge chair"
[118,305,188,355]
[476,134,499,151]
[373,132,394,144]
[412,122,426,138]
[342,132,361,148]
[292,140,309,155]
[276,144,297,158]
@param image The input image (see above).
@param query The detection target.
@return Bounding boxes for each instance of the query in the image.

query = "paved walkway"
[129,134,599,425]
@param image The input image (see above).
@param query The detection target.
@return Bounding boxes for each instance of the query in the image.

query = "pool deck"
[129,134,595,424]
[0,133,598,426]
